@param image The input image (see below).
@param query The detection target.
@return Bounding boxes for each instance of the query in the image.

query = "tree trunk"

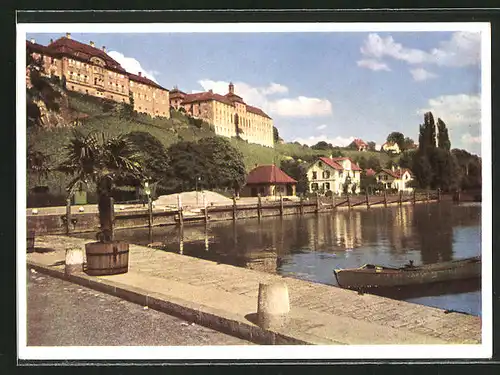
[98,195,114,242]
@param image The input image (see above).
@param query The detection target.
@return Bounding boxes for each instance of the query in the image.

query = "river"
[94,201,483,316]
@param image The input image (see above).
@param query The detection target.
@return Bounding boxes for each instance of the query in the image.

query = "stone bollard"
[65,247,84,275]
[257,282,290,329]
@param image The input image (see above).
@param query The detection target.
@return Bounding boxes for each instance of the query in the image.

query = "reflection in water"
[79,202,481,315]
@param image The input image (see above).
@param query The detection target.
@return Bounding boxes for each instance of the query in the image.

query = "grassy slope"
[28,91,396,193]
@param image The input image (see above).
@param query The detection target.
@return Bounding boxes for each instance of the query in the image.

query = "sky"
[27,29,483,155]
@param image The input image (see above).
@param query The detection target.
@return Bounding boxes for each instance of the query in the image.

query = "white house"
[306,156,362,195]
[376,168,415,192]
[381,142,401,154]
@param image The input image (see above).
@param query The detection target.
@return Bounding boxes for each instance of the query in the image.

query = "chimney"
[30,38,35,44]
[138,72,142,77]
[102,46,106,52]
[66,32,71,39]
[229,82,234,94]
[90,41,95,47]
[208,89,213,93]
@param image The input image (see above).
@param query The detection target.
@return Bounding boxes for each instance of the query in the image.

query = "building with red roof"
[376,167,415,191]
[352,138,368,151]
[26,33,170,118]
[306,155,362,195]
[170,82,274,148]
[241,165,297,197]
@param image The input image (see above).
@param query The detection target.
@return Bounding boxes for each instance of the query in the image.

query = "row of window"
[311,171,356,180]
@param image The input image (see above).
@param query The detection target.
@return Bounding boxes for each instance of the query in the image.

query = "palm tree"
[59,130,144,242]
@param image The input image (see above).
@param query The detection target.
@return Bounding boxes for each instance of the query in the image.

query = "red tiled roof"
[246,165,297,184]
[128,72,167,91]
[353,138,367,147]
[379,168,413,179]
[170,88,187,98]
[331,157,362,171]
[47,37,127,74]
[225,92,245,103]
[246,104,271,119]
[181,91,235,106]
[318,157,344,170]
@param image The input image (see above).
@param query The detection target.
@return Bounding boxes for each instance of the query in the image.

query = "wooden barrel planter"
[27,231,35,253]
[84,241,129,276]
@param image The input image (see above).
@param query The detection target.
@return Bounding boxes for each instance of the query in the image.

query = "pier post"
[257,194,262,220]
[65,197,71,235]
[232,195,237,221]
[383,189,387,208]
[366,191,370,209]
[426,189,430,202]
[437,188,441,202]
[399,190,403,206]
[347,192,351,209]
[203,193,208,223]
[331,192,336,211]
[315,192,320,214]
[177,194,183,227]
[412,189,416,205]
[300,194,304,215]
[280,194,284,217]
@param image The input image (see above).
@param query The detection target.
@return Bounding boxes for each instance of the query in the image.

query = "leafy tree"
[367,141,377,151]
[402,137,415,151]
[355,156,368,170]
[27,144,52,185]
[360,171,377,195]
[398,150,415,170]
[59,130,144,242]
[197,137,247,193]
[366,156,382,172]
[273,126,280,143]
[386,132,405,150]
[437,118,451,151]
[342,176,352,195]
[412,151,433,189]
[419,112,437,153]
[311,141,333,150]
[280,159,309,194]
[428,148,460,191]
[166,141,209,193]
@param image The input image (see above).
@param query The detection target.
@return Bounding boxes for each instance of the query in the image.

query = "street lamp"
[144,181,153,242]
[196,176,201,206]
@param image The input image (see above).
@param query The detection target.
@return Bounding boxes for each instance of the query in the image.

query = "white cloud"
[269,97,332,117]
[410,68,438,82]
[197,79,332,117]
[461,133,481,145]
[360,31,481,67]
[356,59,391,71]
[293,135,355,148]
[316,124,327,130]
[417,94,481,128]
[107,50,158,83]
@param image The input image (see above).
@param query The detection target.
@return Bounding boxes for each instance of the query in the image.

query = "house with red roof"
[380,141,401,154]
[306,156,362,195]
[376,167,415,191]
[241,165,297,197]
[351,138,368,152]
[26,33,170,118]
[171,82,274,148]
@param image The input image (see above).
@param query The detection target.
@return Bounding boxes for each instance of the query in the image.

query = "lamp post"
[144,181,152,241]
[196,176,201,206]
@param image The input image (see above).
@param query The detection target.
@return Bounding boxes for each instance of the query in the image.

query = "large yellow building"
[26,33,170,119]
[170,83,274,148]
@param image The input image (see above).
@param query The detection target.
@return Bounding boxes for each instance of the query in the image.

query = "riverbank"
[26,235,481,345]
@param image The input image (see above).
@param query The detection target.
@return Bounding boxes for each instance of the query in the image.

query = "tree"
[197,137,247,193]
[347,140,358,150]
[412,151,433,189]
[437,118,451,151]
[360,171,377,195]
[386,132,405,150]
[166,141,209,193]
[367,141,377,151]
[402,137,415,152]
[273,126,280,143]
[27,144,52,185]
[419,112,437,153]
[366,156,382,172]
[398,150,415,170]
[355,156,368,170]
[311,141,332,150]
[59,130,144,242]
[280,159,309,194]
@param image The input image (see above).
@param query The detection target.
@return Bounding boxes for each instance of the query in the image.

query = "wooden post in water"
[365,191,370,209]
[315,192,320,213]
[232,195,237,221]
[412,189,416,205]
[399,190,403,206]
[65,197,71,235]
[257,194,262,220]
[299,194,304,215]
[331,193,336,211]
[177,194,183,227]
[437,188,441,202]
[202,193,208,223]
[346,192,351,209]
[280,194,284,217]
[383,189,388,208]
[426,189,430,202]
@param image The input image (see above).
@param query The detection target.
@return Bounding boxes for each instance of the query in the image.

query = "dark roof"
[318,157,344,170]
[246,165,297,184]
[246,104,272,119]
[47,37,127,74]
[26,40,51,55]
[225,92,245,103]
[128,72,167,91]
[170,88,187,97]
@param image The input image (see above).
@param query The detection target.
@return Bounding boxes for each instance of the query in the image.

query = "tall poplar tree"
[437,118,451,151]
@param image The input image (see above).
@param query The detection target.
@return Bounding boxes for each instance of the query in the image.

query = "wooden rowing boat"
[333,256,481,288]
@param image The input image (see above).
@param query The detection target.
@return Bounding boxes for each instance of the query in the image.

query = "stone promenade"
[27,235,481,345]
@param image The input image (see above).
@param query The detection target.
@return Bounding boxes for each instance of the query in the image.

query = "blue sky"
[28,31,482,155]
